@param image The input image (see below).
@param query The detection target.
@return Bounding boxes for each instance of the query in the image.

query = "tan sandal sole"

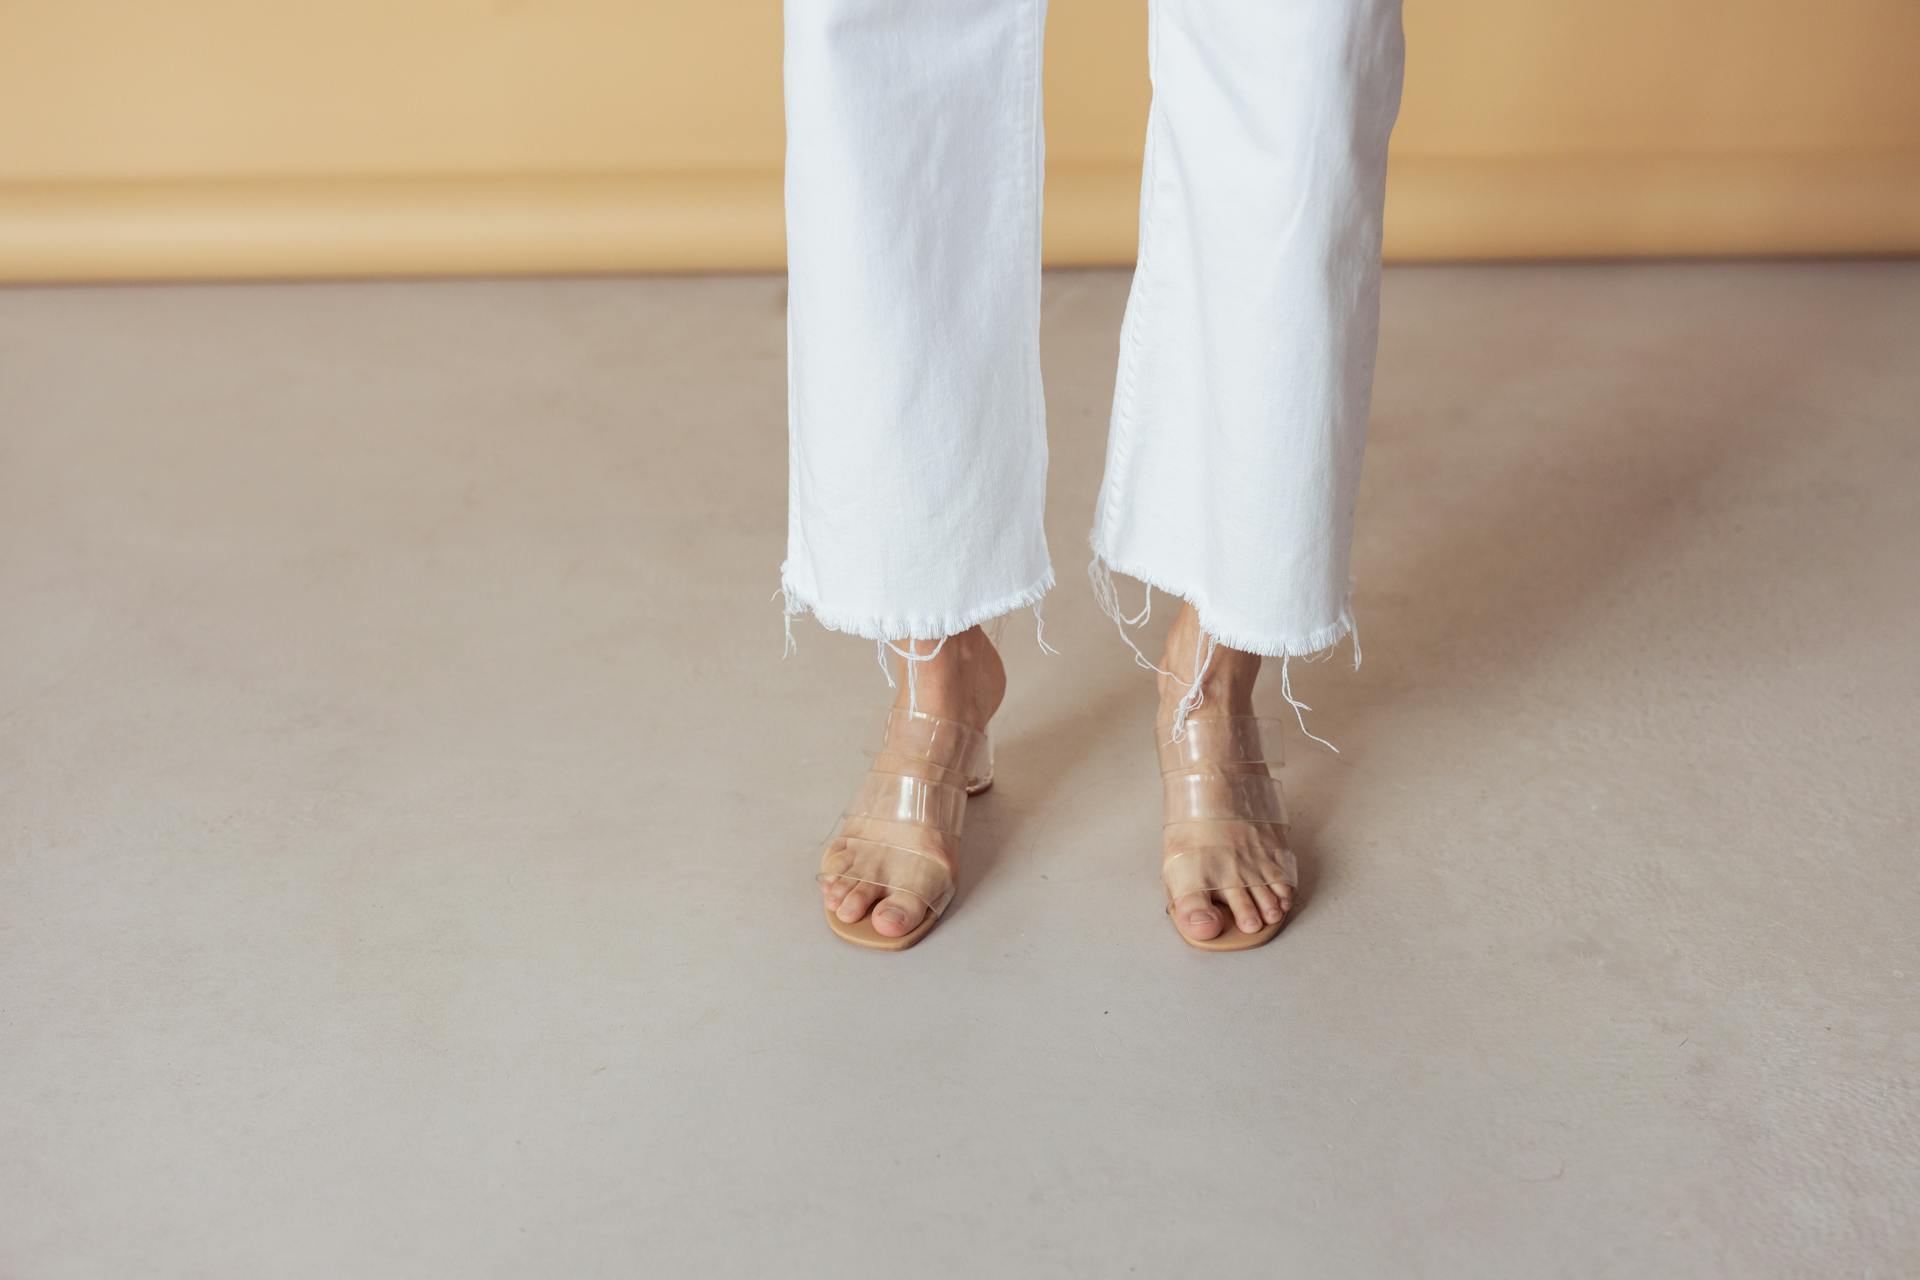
[825,904,941,951]
[1166,905,1285,951]
[1179,919,1283,952]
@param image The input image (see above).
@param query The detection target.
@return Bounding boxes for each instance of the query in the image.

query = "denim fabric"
[781,0,1405,658]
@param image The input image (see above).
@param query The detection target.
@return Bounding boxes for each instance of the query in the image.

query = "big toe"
[1172,892,1226,941]
[870,892,928,938]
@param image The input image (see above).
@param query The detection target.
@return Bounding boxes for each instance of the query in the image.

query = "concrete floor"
[2,262,1916,1278]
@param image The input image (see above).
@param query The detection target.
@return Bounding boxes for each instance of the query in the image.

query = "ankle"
[1156,609,1260,723]
[890,626,1006,730]
[1156,667,1258,723]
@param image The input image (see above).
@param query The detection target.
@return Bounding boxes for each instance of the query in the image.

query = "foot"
[1156,604,1295,943]
[819,626,1006,938]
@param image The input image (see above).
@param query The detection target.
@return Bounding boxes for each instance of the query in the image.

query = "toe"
[870,892,927,938]
[1251,883,1285,925]
[820,875,850,908]
[836,881,880,923]
[1172,892,1226,941]
[1221,888,1264,934]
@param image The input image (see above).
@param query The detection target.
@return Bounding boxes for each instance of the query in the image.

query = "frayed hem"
[1086,550,1359,664]
[1086,548,1358,754]
[777,566,1057,646]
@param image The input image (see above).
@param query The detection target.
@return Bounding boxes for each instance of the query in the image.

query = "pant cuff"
[1087,547,1358,663]
[778,564,1056,646]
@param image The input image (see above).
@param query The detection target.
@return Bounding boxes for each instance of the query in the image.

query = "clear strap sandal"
[1158,716,1297,952]
[817,707,992,951]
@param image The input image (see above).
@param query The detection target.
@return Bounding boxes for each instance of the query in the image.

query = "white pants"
[781,0,1406,661]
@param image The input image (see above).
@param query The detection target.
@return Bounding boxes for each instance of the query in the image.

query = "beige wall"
[1,1,1915,281]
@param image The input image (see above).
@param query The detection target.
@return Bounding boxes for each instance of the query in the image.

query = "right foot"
[818,625,1006,941]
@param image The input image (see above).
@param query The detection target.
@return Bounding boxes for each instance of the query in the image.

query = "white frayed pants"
[781,0,1405,660]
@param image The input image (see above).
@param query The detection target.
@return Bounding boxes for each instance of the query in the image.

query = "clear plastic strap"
[842,770,970,835]
[1156,719,1295,903]
[1156,715,1286,775]
[868,707,993,791]
[817,835,957,917]
[1161,771,1289,826]
[1161,838,1298,902]
[818,709,986,914]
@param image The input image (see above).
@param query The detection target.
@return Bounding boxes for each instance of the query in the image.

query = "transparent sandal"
[1158,715,1297,952]
[817,707,992,951]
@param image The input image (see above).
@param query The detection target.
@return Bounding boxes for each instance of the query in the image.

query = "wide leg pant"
[781,0,1405,659]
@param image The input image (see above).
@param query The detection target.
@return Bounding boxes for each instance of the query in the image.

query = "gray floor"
[2,262,1916,1278]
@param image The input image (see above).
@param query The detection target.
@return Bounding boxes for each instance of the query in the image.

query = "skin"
[819,602,1292,942]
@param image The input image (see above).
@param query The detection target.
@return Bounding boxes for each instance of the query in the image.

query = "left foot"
[1155,605,1296,944]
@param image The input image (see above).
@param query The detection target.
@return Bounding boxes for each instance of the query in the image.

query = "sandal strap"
[819,711,989,918]
[1162,771,1289,826]
[871,708,993,791]
[841,769,969,836]
[1158,716,1296,899]
[1157,715,1286,774]
[1161,842,1297,901]
[818,835,958,917]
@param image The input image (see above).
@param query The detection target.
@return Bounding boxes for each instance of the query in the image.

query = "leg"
[783,0,1053,641]
[1095,0,1407,944]
[785,0,1048,942]
[1094,0,1406,655]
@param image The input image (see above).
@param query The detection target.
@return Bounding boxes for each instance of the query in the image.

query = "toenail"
[1188,910,1216,925]
[878,909,906,928]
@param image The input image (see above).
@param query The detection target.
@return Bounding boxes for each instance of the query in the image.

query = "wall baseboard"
[3,152,1913,284]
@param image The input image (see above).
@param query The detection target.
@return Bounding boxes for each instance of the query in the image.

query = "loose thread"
[1087,555,1350,754]
[771,585,799,658]
[881,633,951,717]
[1088,557,1174,678]
[1032,599,1061,656]
[1280,654,1340,755]
[1167,630,1219,744]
